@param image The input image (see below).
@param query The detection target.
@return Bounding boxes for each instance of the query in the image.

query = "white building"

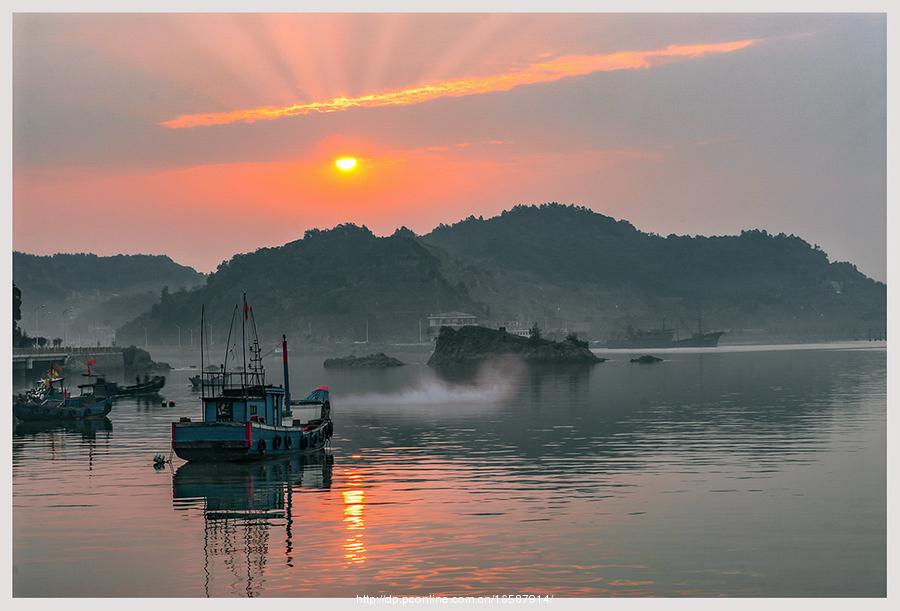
[427,312,479,336]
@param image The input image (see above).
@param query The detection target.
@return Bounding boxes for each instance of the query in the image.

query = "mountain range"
[107,204,885,346]
[13,252,204,343]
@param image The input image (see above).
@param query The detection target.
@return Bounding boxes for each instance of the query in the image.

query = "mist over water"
[12,344,886,597]
[341,358,523,407]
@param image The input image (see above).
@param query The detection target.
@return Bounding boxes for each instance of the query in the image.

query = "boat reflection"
[13,416,112,439]
[172,451,334,597]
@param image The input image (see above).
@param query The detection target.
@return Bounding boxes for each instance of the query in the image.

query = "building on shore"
[427,312,479,337]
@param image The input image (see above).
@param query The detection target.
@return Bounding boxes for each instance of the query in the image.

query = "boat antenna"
[223,304,238,372]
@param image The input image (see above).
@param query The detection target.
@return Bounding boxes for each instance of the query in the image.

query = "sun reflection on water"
[342,472,367,565]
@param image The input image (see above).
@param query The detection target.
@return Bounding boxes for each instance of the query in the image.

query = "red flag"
[243,297,249,320]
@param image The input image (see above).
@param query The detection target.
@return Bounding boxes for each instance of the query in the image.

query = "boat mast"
[247,305,264,386]
[241,293,248,394]
[282,334,292,415]
[200,305,205,395]
[223,304,238,372]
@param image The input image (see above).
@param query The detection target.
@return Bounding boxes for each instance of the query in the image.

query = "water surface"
[12,342,886,597]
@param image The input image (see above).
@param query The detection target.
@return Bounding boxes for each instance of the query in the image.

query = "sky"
[12,13,886,279]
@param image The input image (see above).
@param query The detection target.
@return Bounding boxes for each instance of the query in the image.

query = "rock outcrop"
[323,353,405,369]
[427,326,603,366]
[630,355,663,364]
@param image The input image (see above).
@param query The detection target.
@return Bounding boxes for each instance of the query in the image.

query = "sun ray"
[160,38,761,129]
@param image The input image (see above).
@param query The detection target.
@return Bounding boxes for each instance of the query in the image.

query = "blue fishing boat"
[171,296,333,463]
[13,369,113,422]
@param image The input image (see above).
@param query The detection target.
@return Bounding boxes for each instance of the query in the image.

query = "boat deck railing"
[199,370,267,400]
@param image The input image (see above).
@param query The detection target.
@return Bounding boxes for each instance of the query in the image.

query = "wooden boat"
[189,374,201,389]
[13,372,112,422]
[101,375,166,397]
[171,297,333,463]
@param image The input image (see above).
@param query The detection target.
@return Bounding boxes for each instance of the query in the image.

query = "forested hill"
[113,205,885,345]
[13,252,204,344]
[115,225,480,346]
[13,252,203,303]
[421,204,885,341]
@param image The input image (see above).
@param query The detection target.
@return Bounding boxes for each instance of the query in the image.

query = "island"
[123,345,171,371]
[427,326,604,366]
[323,353,406,369]
[630,355,663,364]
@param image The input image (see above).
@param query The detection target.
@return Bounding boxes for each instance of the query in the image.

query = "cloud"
[160,38,760,129]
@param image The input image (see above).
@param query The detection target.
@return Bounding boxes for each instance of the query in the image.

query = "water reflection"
[342,472,367,565]
[172,452,334,597]
[14,416,112,440]
[11,347,887,597]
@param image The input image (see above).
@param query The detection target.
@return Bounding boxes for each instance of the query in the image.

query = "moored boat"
[13,371,112,422]
[101,374,166,397]
[171,297,333,463]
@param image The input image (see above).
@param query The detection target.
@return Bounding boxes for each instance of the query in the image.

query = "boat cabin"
[199,371,285,426]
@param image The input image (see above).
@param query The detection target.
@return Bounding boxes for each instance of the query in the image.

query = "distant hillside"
[112,205,885,346]
[13,252,204,343]
[116,225,480,346]
[422,204,886,342]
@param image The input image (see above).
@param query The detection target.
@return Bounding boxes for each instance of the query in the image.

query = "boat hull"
[671,331,725,348]
[12,397,112,422]
[172,419,333,462]
[104,375,166,396]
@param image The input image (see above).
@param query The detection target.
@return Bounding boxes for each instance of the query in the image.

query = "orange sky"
[12,14,886,278]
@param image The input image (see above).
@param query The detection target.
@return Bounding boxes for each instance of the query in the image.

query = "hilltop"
[106,204,885,345]
[13,252,204,344]
[421,204,886,342]
[116,225,480,346]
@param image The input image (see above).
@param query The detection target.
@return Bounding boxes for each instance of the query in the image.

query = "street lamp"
[62,308,71,346]
[32,304,46,338]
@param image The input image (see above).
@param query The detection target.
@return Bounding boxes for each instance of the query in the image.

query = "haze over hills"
[116,224,479,347]
[13,252,204,344]
[109,204,885,347]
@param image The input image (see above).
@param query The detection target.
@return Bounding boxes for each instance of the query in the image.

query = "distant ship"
[606,316,725,349]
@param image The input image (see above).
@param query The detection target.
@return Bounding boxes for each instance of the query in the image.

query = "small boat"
[101,375,166,397]
[171,297,333,463]
[188,374,201,389]
[13,371,112,422]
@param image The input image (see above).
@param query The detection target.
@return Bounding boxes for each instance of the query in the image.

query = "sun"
[335,157,358,172]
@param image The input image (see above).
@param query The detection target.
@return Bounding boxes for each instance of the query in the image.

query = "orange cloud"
[161,38,760,129]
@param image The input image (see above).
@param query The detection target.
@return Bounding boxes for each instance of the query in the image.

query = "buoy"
[152,452,171,468]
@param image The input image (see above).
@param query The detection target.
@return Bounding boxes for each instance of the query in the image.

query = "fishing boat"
[606,314,725,349]
[188,374,202,389]
[101,374,166,397]
[171,296,333,463]
[12,370,112,422]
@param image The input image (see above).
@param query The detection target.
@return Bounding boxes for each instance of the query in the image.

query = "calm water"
[12,343,886,597]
